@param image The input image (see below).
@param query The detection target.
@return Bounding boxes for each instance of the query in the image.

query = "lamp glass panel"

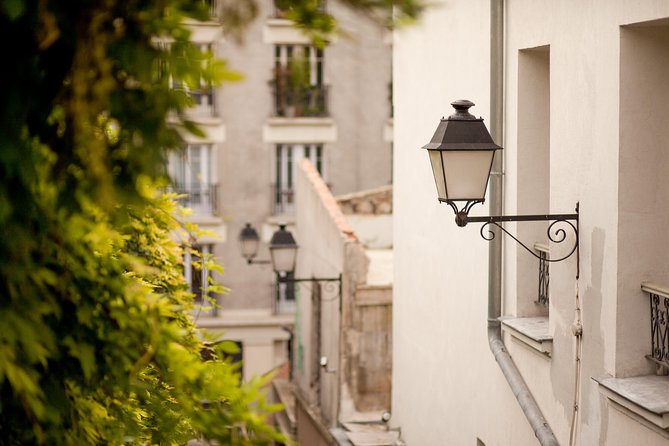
[442,150,495,201]
[240,238,259,259]
[428,150,447,200]
[270,246,297,274]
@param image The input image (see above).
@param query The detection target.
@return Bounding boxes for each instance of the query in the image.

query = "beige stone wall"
[216,0,393,312]
[294,159,394,433]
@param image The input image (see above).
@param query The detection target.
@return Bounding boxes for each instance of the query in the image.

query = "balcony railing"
[272,184,294,215]
[271,83,329,118]
[189,88,217,118]
[202,0,218,19]
[171,84,217,118]
[642,282,669,369]
[534,242,550,306]
[274,278,296,314]
[170,183,219,216]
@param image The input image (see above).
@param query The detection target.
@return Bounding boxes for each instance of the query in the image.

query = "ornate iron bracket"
[459,203,580,266]
[277,274,342,302]
[246,258,271,265]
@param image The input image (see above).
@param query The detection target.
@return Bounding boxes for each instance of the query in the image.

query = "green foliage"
[0,0,281,444]
[274,0,427,47]
[0,0,424,444]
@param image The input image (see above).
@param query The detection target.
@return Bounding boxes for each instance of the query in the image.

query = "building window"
[275,272,296,314]
[272,45,327,117]
[223,340,244,377]
[274,143,324,214]
[168,144,217,215]
[619,22,669,375]
[184,244,214,311]
[516,45,550,317]
[201,0,218,19]
[170,43,216,117]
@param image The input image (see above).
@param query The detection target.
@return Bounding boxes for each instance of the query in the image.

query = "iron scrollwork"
[649,292,669,369]
[457,202,580,265]
[478,217,578,263]
[536,247,550,306]
[278,274,342,302]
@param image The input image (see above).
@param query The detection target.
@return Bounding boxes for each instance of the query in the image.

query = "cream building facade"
[392,1,669,445]
[177,1,393,383]
[274,160,395,445]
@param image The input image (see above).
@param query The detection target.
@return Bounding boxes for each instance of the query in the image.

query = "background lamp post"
[239,223,270,265]
[423,100,579,264]
[268,224,299,276]
[239,223,342,293]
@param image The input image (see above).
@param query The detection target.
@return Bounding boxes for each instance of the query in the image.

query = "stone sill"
[266,116,335,126]
[263,118,337,143]
[266,17,293,27]
[501,316,552,357]
[263,18,312,45]
[196,310,295,329]
[594,375,669,430]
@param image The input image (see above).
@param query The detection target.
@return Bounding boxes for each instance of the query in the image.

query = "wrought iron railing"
[272,184,294,215]
[642,282,669,369]
[203,0,218,19]
[534,242,550,306]
[171,83,217,118]
[271,83,329,118]
[189,88,216,117]
[170,183,219,216]
[274,276,296,314]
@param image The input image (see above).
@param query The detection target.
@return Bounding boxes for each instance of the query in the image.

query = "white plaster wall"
[392,1,526,444]
[294,160,348,426]
[393,1,669,445]
[618,23,669,378]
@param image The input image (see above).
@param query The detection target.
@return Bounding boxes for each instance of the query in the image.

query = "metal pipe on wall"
[487,1,559,444]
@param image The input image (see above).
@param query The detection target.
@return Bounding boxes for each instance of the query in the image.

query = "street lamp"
[423,100,579,264]
[423,99,502,227]
[239,223,342,291]
[268,224,298,276]
[239,223,270,265]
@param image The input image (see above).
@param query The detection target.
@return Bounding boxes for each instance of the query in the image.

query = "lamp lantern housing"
[239,222,261,261]
[422,100,502,225]
[269,224,298,275]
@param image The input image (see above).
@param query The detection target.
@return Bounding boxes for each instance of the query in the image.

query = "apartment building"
[176,1,393,382]
[391,1,669,445]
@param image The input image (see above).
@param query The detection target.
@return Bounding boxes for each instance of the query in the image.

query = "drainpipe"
[488,1,559,445]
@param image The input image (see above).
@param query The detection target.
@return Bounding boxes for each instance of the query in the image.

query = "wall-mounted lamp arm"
[460,203,580,265]
[281,276,341,284]
[277,274,342,302]
[246,258,271,265]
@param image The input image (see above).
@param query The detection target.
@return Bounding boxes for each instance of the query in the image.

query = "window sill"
[263,117,337,143]
[263,18,312,45]
[501,316,552,357]
[594,375,669,430]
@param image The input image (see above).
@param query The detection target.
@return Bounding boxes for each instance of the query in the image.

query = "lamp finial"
[449,100,476,120]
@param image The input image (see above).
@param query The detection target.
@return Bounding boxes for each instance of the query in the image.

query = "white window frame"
[168,144,216,215]
[275,143,324,213]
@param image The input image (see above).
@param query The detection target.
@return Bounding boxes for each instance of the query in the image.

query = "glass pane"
[240,238,259,259]
[428,150,447,200]
[270,246,297,274]
[316,145,323,173]
[188,145,202,186]
[442,150,494,201]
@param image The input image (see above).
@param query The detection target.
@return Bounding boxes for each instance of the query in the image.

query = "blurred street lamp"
[239,223,342,287]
